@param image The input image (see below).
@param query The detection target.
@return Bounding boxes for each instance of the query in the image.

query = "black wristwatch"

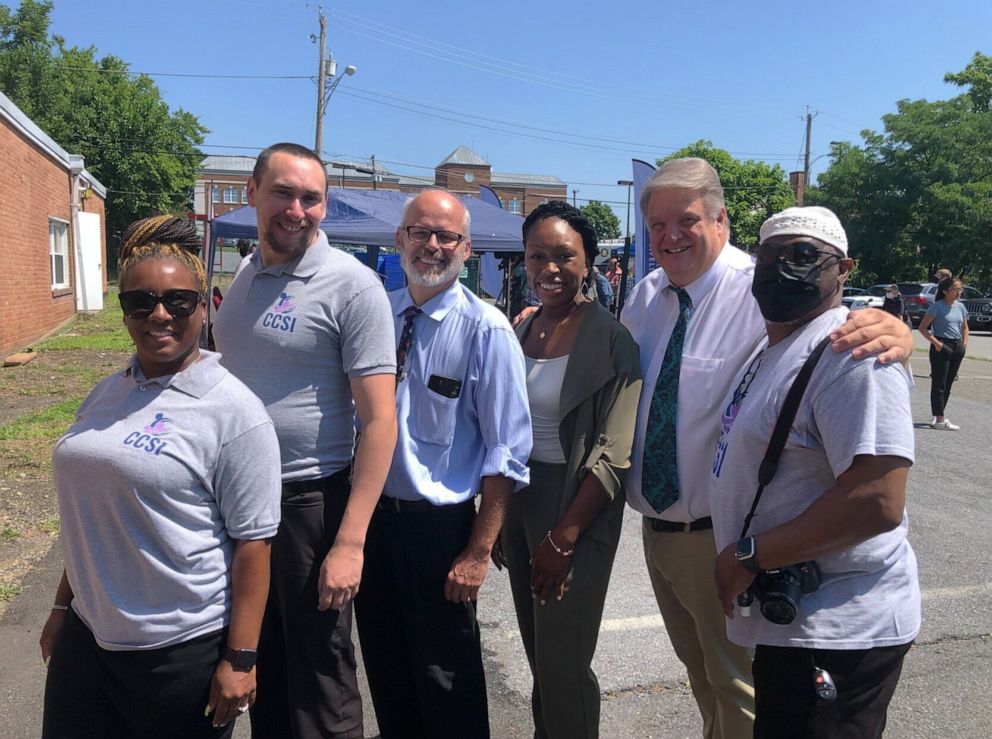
[223,647,258,672]
[735,537,761,575]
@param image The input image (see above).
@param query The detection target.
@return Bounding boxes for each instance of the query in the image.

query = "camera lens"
[760,596,798,625]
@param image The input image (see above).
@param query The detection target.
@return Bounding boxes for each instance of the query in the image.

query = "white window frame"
[211,185,221,203]
[241,186,248,203]
[49,218,69,289]
[508,198,522,214]
[223,186,239,204]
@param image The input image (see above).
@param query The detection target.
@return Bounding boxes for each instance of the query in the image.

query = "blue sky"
[33,0,992,222]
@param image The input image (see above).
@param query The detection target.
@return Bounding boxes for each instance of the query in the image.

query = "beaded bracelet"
[543,530,575,557]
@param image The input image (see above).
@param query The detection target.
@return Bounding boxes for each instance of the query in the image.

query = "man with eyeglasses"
[354,189,531,738]
[711,206,918,737]
[212,142,398,739]
[620,159,913,738]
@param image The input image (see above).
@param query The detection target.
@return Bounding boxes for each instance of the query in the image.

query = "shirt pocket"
[411,388,460,446]
[678,355,725,410]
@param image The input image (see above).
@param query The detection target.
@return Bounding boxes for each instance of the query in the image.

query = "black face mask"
[751,258,835,324]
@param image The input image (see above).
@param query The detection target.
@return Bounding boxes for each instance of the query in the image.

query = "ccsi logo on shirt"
[122,412,171,455]
[262,292,298,332]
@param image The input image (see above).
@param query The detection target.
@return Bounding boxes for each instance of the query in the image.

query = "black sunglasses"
[119,289,201,319]
[756,240,840,267]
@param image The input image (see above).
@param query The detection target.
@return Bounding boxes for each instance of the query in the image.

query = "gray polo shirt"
[213,232,396,481]
[53,351,281,650]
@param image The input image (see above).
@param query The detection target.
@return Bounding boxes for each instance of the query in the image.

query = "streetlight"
[315,56,357,156]
[616,179,633,314]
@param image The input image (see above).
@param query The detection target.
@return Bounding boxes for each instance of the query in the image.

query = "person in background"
[933,268,952,283]
[606,256,623,294]
[356,190,531,739]
[592,264,614,309]
[882,284,907,323]
[212,142,398,739]
[919,277,969,430]
[499,201,641,738]
[41,215,281,738]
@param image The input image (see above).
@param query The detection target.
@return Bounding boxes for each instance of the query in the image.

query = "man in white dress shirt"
[620,158,912,738]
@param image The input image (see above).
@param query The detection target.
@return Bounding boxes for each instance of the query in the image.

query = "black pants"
[929,337,965,416]
[250,470,363,739]
[753,642,912,739]
[43,608,234,739]
[355,499,490,739]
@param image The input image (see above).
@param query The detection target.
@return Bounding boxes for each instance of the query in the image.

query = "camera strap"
[739,336,831,539]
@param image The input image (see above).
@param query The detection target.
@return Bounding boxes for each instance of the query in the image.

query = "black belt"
[376,495,441,513]
[647,516,713,533]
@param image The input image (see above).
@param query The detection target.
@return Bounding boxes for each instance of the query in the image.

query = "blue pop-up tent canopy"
[210,187,525,252]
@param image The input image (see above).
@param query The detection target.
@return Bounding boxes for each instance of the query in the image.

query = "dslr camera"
[740,561,821,625]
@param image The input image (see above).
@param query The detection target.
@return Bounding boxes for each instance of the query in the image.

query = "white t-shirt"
[711,307,920,650]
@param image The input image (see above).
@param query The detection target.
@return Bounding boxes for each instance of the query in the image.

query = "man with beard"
[711,206,918,737]
[212,142,398,738]
[355,190,531,738]
[620,158,913,738]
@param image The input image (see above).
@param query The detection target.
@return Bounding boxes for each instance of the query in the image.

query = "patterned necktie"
[642,285,693,513]
[395,306,421,382]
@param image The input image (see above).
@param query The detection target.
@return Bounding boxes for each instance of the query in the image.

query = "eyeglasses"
[119,289,201,319]
[404,226,465,247]
[755,240,839,267]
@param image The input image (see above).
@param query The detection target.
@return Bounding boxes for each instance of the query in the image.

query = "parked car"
[845,284,888,311]
[896,281,991,331]
[962,285,992,333]
[897,282,937,326]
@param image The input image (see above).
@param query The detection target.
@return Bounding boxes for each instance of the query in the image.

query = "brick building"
[193,145,566,221]
[1,91,107,358]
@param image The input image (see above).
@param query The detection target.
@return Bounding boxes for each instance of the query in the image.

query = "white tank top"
[525,354,569,464]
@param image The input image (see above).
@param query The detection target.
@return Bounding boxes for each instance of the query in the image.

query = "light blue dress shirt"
[386,280,532,505]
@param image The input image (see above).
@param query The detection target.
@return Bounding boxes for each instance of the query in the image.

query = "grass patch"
[33,286,130,352]
[0,399,83,442]
[0,583,23,601]
[1,526,19,541]
[39,518,60,535]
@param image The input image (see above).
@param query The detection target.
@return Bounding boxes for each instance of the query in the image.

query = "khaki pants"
[642,519,755,739]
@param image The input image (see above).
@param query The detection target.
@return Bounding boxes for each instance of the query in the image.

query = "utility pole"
[800,107,815,205]
[314,10,327,156]
[371,154,377,190]
[572,189,578,207]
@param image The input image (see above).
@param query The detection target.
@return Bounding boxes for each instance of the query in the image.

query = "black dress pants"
[753,642,912,739]
[43,608,234,739]
[250,470,364,739]
[356,499,490,739]
[929,337,965,416]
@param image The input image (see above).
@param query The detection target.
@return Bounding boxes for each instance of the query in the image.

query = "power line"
[52,64,311,80]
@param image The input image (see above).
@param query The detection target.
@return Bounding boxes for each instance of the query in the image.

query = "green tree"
[810,54,992,286]
[580,200,621,241]
[657,141,795,248]
[0,0,207,255]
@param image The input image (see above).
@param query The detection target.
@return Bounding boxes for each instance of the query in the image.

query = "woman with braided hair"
[40,215,282,738]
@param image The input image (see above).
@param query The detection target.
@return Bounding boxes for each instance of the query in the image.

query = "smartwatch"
[734,537,761,575]
[224,647,258,672]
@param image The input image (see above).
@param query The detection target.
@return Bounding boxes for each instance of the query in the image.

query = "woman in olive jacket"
[498,201,642,739]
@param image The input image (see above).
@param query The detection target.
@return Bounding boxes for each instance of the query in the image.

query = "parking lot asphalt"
[2,352,990,738]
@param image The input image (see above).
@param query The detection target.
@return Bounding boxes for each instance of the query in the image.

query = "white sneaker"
[931,418,960,430]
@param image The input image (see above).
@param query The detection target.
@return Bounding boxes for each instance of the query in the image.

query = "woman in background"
[919,277,969,430]
[40,216,281,738]
[498,201,641,738]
